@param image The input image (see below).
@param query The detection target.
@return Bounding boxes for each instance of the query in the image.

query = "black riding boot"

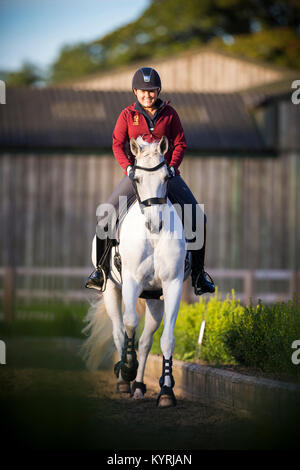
[85,237,110,291]
[191,223,215,296]
[167,175,215,296]
[85,176,136,292]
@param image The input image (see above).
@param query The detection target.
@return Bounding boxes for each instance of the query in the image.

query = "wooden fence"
[1,266,299,322]
[0,150,299,316]
[1,151,299,270]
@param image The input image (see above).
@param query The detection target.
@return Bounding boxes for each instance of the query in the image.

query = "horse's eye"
[163,175,169,183]
[133,177,141,183]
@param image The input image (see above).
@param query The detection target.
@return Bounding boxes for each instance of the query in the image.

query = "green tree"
[50,43,101,83]
[211,27,300,69]
[5,62,43,87]
[48,0,300,84]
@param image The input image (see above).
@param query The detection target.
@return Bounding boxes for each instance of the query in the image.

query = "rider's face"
[134,88,159,109]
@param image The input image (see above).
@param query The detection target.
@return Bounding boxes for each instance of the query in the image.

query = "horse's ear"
[159,136,168,156]
[130,138,140,158]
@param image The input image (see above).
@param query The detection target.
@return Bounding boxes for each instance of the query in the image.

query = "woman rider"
[85,67,215,296]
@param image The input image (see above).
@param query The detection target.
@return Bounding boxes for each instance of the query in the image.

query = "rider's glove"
[168,166,176,178]
[127,165,134,181]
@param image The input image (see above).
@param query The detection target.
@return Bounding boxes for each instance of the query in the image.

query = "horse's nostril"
[159,220,163,232]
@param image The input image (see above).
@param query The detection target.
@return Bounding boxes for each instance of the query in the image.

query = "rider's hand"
[127,165,134,181]
[168,166,175,178]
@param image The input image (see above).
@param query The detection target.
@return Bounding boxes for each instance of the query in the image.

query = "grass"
[0,300,88,338]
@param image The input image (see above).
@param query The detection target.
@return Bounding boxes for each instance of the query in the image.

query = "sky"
[0,0,150,72]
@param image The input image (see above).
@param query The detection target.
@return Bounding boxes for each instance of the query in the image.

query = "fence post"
[3,266,15,322]
[244,270,254,305]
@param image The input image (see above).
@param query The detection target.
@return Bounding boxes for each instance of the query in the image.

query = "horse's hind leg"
[132,299,164,399]
[103,279,129,393]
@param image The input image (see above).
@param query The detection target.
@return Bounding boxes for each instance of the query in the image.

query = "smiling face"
[133,88,159,110]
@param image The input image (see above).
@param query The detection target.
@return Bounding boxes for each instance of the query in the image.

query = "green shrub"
[150,292,300,379]
[197,289,244,364]
[150,301,205,361]
[151,289,244,364]
[225,297,300,375]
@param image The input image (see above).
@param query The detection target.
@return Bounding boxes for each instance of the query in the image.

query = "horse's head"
[130,136,170,234]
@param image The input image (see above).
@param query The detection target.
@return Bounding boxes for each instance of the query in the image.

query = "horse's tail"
[79,297,146,371]
[79,297,114,371]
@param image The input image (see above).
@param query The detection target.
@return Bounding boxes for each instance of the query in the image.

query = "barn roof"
[0,87,271,153]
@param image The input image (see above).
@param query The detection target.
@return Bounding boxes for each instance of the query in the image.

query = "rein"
[132,160,169,212]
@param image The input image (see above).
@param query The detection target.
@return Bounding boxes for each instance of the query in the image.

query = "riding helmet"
[132,67,161,92]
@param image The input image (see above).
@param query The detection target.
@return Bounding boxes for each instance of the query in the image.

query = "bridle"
[132,159,169,213]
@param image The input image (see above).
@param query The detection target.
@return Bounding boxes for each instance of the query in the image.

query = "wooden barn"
[0,83,299,312]
[61,47,297,93]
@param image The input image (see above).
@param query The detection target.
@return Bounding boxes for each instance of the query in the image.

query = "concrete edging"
[144,354,300,422]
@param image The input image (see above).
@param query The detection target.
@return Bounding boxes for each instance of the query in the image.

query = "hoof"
[133,389,145,400]
[157,395,175,408]
[156,385,177,408]
[116,381,131,394]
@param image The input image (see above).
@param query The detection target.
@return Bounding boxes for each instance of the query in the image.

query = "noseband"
[132,160,169,212]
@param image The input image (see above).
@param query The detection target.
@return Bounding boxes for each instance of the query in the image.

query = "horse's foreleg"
[132,299,164,399]
[103,280,129,393]
[122,275,141,337]
[118,275,141,383]
[157,278,183,407]
[160,278,183,365]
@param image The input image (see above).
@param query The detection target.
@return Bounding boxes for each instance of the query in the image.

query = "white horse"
[81,136,189,407]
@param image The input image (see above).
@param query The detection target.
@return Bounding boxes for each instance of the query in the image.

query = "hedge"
[150,290,300,379]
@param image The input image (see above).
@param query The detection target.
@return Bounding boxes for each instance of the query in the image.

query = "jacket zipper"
[135,103,167,139]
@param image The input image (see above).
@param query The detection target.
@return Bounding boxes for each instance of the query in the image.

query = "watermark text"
[0,80,6,104]
[291,340,300,365]
[0,340,6,364]
[291,80,300,105]
[96,197,205,250]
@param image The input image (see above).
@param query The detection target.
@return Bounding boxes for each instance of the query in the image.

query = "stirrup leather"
[98,266,108,292]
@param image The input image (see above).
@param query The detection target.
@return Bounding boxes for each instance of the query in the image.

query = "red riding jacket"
[112,100,186,175]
